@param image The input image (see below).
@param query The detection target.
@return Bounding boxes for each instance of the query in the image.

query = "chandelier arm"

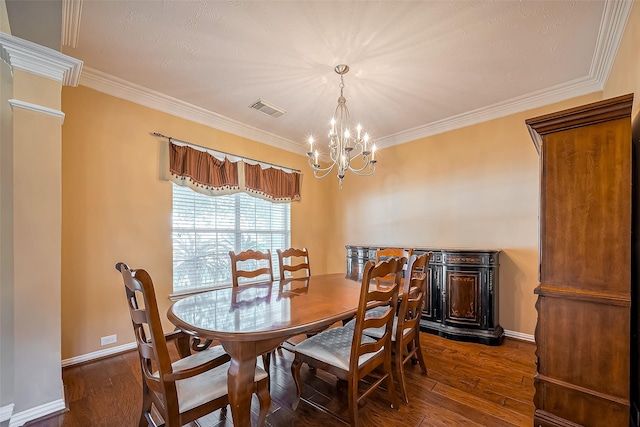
[313,163,336,179]
[307,157,335,174]
[349,166,377,177]
[347,161,374,174]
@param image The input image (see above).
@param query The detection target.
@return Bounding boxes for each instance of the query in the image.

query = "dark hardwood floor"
[27,333,536,427]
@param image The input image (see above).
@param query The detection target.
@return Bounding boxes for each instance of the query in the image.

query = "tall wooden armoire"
[526,93,634,427]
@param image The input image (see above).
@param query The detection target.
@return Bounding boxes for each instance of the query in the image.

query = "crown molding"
[377,74,602,148]
[62,0,83,48]
[590,0,634,85]
[8,99,66,124]
[0,32,83,86]
[79,67,305,155]
[377,0,632,148]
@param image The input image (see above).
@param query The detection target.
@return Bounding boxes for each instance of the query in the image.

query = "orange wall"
[61,85,335,358]
[326,93,601,335]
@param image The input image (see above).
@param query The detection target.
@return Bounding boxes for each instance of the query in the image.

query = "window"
[172,183,290,293]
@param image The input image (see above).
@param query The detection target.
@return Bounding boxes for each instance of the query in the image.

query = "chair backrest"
[375,247,413,284]
[396,252,433,343]
[350,257,406,372]
[277,247,311,280]
[114,263,177,408]
[229,249,273,287]
[375,247,413,263]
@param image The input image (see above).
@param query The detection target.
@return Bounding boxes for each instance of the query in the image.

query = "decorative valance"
[244,162,302,203]
[164,136,302,202]
[169,143,240,194]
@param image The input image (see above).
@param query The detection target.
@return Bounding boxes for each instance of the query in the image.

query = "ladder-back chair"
[276,247,311,280]
[115,262,270,427]
[229,249,274,286]
[290,258,404,426]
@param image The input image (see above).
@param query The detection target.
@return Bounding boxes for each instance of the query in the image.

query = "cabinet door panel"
[444,269,482,327]
[542,120,631,293]
[421,264,438,321]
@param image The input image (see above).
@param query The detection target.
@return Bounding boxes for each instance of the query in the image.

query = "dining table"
[167,272,384,427]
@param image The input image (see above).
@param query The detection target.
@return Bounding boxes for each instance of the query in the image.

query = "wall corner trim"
[0,32,83,86]
[1,404,15,423]
[8,99,65,124]
[8,399,65,427]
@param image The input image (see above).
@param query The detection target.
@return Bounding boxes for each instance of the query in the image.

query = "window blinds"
[172,183,290,293]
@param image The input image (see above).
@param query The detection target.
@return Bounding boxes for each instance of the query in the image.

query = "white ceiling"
[59,0,632,155]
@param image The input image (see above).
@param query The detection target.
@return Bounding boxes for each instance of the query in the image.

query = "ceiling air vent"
[249,99,286,118]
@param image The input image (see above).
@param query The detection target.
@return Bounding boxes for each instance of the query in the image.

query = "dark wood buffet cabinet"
[345,245,504,345]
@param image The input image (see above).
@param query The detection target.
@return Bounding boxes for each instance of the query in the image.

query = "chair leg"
[255,377,271,427]
[414,334,427,375]
[406,341,416,363]
[347,377,359,427]
[262,352,270,373]
[384,354,400,410]
[396,346,409,404]
[139,383,152,427]
[291,355,303,411]
[261,353,271,391]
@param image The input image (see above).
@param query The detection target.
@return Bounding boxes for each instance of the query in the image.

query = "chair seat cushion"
[154,346,268,414]
[344,307,410,341]
[293,326,380,371]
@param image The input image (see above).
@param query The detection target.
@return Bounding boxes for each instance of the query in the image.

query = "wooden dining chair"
[355,252,433,403]
[290,258,403,426]
[229,249,275,381]
[375,247,413,285]
[394,252,432,402]
[229,249,274,286]
[115,262,271,427]
[276,247,311,280]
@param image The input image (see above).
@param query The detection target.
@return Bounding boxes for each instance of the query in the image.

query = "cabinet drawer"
[443,252,495,266]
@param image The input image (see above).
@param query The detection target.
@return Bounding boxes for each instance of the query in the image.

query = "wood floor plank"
[25,333,535,426]
[431,382,531,426]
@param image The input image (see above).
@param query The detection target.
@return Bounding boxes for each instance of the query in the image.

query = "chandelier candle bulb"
[305,64,377,188]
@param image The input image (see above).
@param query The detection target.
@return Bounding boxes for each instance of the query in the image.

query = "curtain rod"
[152,132,302,173]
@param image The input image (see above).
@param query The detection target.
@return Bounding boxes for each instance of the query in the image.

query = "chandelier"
[307,64,377,189]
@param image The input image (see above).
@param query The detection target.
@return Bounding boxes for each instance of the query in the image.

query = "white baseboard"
[61,341,137,367]
[1,403,14,422]
[8,399,65,427]
[504,329,535,342]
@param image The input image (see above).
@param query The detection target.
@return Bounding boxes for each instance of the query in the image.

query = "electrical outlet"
[100,334,117,346]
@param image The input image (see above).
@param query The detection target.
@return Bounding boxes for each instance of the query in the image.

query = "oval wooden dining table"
[167,273,367,427]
